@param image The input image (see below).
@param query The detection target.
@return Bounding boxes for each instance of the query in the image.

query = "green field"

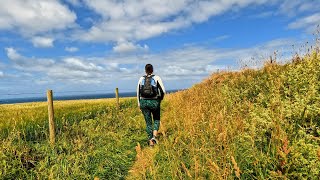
[0,98,149,179]
[1,52,320,179]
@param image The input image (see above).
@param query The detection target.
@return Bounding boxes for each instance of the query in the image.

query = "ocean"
[0,90,179,105]
[0,92,136,105]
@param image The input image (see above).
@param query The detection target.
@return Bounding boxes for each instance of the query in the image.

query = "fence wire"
[0,88,135,96]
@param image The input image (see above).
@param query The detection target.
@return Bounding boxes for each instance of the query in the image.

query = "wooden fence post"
[115,88,119,109]
[47,90,55,145]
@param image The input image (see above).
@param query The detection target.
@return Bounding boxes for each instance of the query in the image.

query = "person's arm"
[155,76,166,100]
[137,77,142,106]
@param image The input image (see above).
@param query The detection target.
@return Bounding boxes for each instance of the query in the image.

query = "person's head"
[145,64,153,75]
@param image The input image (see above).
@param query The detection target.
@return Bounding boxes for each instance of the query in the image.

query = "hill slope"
[129,52,320,179]
[0,98,147,179]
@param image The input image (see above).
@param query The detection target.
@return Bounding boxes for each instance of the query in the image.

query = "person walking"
[137,64,166,146]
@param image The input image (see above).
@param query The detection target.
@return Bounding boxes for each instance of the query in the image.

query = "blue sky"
[0,0,319,99]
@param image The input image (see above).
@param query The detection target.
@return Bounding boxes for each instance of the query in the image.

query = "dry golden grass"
[127,143,158,179]
[127,52,320,179]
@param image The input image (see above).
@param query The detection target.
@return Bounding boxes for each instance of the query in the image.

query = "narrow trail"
[127,100,169,179]
[127,142,158,179]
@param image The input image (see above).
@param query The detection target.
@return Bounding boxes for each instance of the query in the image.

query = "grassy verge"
[3,52,320,179]
[0,98,148,179]
[131,52,320,179]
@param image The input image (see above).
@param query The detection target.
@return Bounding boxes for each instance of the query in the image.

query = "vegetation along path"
[128,52,320,179]
[0,98,148,179]
[1,52,320,179]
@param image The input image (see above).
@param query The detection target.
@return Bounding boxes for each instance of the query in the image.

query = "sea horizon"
[0,90,180,105]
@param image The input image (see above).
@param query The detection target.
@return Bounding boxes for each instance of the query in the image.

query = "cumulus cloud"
[149,38,299,79]
[0,0,314,52]
[4,36,301,87]
[5,47,23,60]
[5,47,55,71]
[63,57,104,71]
[69,0,319,50]
[4,47,118,83]
[1,1,317,94]
[99,38,300,80]
[76,0,271,48]
[31,36,54,48]
[0,0,76,35]
[65,47,79,52]
[113,41,149,53]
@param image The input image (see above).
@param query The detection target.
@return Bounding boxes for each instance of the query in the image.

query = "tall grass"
[131,52,320,179]
[0,98,148,179]
[2,52,320,179]
[0,99,113,140]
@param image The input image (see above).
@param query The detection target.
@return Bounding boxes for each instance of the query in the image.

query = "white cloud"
[0,0,316,52]
[279,0,320,16]
[4,48,110,83]
[278,1,320,33]
[63,57,104,71]
[0,71,4,77]
[5,47,55,71]
[76,0,271,46]
[113,41,149,53]
[288,13,320,32]
[4,37,302,88]
[113,42,136,53]
[5,47,22,60]
[69,0,319,50]
[65,47,79,52]
[100,38,300,81]
[143,38,300,79]
[0,0,76,35]
[31,36,54,48]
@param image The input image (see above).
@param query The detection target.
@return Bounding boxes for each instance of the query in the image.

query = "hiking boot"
[151,137,158,145]
[148,139,154,147]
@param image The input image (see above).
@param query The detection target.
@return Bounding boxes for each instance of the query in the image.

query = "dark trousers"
[140,99,161,139]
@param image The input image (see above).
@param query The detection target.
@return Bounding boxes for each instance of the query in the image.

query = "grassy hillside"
[0,98,148,179]
[130,52,320,179]
[2,52,320,179]
[0,99,114,140]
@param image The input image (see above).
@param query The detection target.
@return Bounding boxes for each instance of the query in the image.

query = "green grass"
[2,52,320,179]
[0,98,148,179]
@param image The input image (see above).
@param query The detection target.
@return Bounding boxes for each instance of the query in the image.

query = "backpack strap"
[142,75,155,85]
[142,75,147,83]
[144,74,154,77]
[143,75,155,81]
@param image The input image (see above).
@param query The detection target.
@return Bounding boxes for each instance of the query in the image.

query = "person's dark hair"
[145,64,153,75]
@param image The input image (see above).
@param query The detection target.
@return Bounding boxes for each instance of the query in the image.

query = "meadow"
[0,98,148,179]
[1,51,320,179]
[129,52,320,179]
